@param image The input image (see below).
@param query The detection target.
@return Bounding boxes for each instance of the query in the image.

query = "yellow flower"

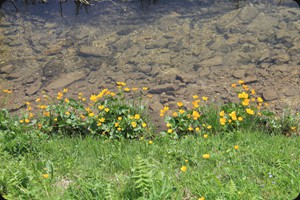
[231,83,237,88]
[195,127,200,131]
[172,112,178,117]
[181,166,187,173]
[115,122,119,127]
[246,108,255,115]
[234,145,239,150]
[179,109,185,114]
[238,80,244,84]
[27,106,32,111]
[219,110,225,117]
[220,117,226,125]
[207,125,212,129]
[35,97,41,102]
[97,122,102,127]
[43,111,50,117]
[229,111,237,121]
[242,84,249,91]
[132,87,138,91]
[80,115,86,120]
[193,95,199,99]
[29,113,34,118]
[148,140,153,145]
[25,118,30,123]
[188,127,193,131]
[90,94,98,102]
[167,129,173,133]
[54,118,58,122]
[238,92,249,99]
[142,87,149,91]
[20,119,24,123]
[37,124,42,129]
[192,101,199,108]
[242,99,250,106]
[257,97,263,103]
[202,154,210,159]
[85,107,91,112]
[57,92,63,100]
[185,159,189,163]
[142,123,147,127]
[134,114,140,120]
[63,88,68,93]
[204,134,208,138]
[43,174,49,179]
[140,137,144,140]
[192,111,201,120]
[116,82,126,86]
[238,116,243,121]
[65,111,70,116]
[177,101,184,107]
[251,89,256,95]
[99,118,105,122]
[131,121,137,128]
[118,117,122,121]
[202,96,208,101]
[117,127,122,131]
[198,197,205,200]
[124,87,130,92]
[291,126,296,131]
[3,89,12,94]
[64,98,70,103]
[166,123,171,127]
[88,112,95,117]
[147,94,153,98]
[264,103,269,107]
[104,108,110,112]
[81,98,86,102]
[251,97,256,102]
[98,105,105,110]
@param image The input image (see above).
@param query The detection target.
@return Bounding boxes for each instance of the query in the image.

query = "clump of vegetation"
[160,80,299,138]
[18,82,152,139]
[0,81,299,199]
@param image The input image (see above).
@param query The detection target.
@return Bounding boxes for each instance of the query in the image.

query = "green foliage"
[161,81,299,137]
[132,156,152,196]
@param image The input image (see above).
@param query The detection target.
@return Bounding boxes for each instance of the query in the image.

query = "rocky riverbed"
[0,2,299,128]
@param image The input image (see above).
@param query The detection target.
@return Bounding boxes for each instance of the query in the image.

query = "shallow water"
[0,0,300,115]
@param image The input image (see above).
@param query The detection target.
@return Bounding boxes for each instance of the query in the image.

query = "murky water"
[0,0,300,115]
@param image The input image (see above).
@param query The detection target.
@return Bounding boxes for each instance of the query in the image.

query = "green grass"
[1,131,299,199]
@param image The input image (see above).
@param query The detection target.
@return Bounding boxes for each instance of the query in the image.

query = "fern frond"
[133,156,152,196]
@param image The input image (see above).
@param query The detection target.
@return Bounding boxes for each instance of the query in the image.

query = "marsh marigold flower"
[188,127,193,131]
[131,121,137,128]
[177,101,184,107]
[181,166,187,173]
[35,97,41,102]
[238,92,249,99]
[192,110,200,120]
[173,112,178,117]
[167,129,173,133]
[124,87,130,92]
[238,80,244,84]
[234,145,239,150]
[99,118,105,123]
[193,95,199,99]
[104,108,110,112]
[219,110,225,117]
[195,127,200,131]
[202,96,208,101]
[142,87,148,91]
[257,97,263,103]
[142,123,147,127]
[203,154,210,159]
[198,197,205,200]
[231,83,237,88]
[220,117,226,125]
[116,82,126,86]
[134,114,140,120]
[43,174,49,179]
[57,92,63,100]
[246,108,255,115]
[238,116,243,121]
[25,119,30,123]
[179,109,185,114]
[148,140,153,145]
[242,99,250,106]
[3,89,12,94]
[204,134,208,138]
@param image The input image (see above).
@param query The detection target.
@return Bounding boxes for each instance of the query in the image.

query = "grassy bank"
[1,81,299,199]
[1,131,300,199]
